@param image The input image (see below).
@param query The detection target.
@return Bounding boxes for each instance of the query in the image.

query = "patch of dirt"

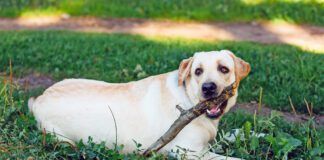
[13,73,55,90]
[231,103,324,127]
[0,17,323,52]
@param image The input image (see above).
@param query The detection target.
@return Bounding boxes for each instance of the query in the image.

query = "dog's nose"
[202,82,217,92]
[202,82,217,96]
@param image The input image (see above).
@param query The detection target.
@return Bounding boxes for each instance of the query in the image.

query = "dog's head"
[178,50,250,118]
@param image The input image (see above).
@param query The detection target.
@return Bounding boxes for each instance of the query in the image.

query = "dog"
[28,50,250,159]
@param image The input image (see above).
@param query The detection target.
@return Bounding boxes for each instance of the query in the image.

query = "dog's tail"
[28,97,35,114]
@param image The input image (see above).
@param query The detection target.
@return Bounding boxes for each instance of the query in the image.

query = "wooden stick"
[143,82,237,156]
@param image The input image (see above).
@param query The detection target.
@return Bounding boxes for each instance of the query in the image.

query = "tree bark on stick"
[143,82,238,156]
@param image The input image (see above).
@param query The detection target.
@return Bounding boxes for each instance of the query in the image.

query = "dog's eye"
[218,65,229,74]
[195,68,203,76]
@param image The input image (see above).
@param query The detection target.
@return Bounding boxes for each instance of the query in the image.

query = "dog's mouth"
[206,100,228,119]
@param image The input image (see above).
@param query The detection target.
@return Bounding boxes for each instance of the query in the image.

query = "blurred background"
[0,0,323,159]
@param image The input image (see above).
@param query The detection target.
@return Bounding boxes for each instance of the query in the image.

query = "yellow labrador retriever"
[29,50,250,159]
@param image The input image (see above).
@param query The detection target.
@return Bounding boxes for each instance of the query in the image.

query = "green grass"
[0,31,323,114]
[216,110,323,159]
[0,0,323,26]
[0,79,323,159]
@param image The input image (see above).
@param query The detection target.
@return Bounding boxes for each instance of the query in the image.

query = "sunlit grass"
[0,0,323,26]
[241,0,264,5]
[19,8,64,18]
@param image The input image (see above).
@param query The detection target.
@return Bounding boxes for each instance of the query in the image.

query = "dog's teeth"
[216,108,220,112]
[206,109,211,114]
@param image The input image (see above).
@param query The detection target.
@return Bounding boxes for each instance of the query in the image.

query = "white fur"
[29,50,246,160]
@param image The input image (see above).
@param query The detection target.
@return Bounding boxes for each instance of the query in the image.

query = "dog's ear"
[225,50,251,83]
[178,57,193,86]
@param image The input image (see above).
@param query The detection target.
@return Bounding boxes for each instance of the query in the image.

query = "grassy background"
[0,1,323,159]
[0,0,323,25]
[0,31,322,114]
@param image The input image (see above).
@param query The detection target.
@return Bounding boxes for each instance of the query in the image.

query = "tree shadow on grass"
[0,31,322,114]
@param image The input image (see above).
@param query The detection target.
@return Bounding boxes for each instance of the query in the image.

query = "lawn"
[1,1,323,159]
[0,31,323,159]
[0,0,323,26]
